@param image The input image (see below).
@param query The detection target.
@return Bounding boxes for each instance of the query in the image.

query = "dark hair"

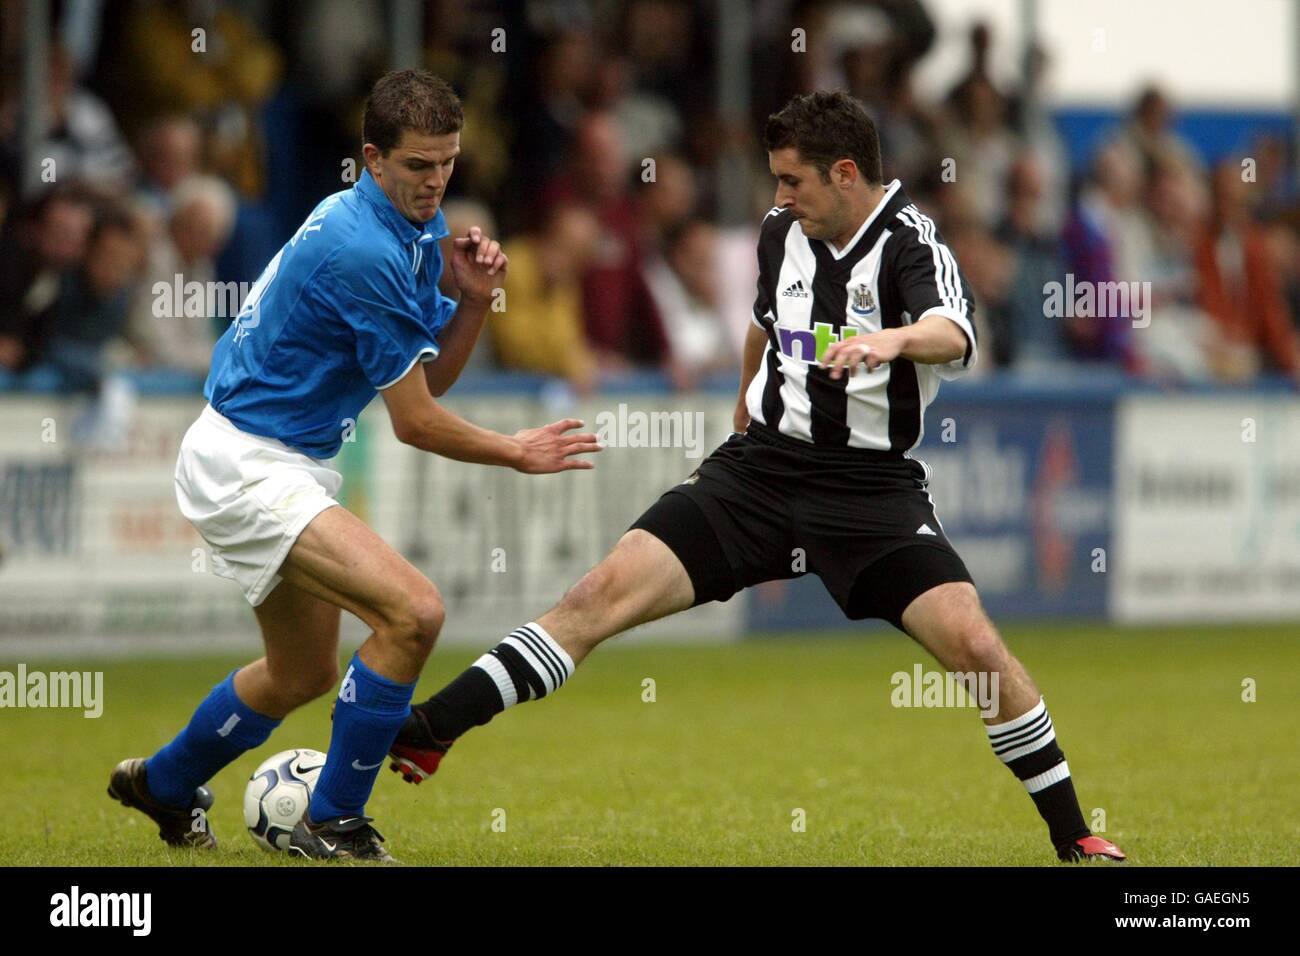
[763,90,882,185]
[363,70,463,154]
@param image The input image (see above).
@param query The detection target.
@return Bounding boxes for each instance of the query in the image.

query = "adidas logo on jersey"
[781,280,810,298]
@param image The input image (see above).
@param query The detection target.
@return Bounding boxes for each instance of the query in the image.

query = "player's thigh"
[253,579,342,688]
[276,504,442,640]
[901,581,1007,673]
[558,529,695,631]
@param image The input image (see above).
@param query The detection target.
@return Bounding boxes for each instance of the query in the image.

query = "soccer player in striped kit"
[392,91,1125,863]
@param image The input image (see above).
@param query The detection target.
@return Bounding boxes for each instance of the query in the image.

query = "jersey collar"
[810,179,907,272]
[821,179,902,259]
[355,168,450,246]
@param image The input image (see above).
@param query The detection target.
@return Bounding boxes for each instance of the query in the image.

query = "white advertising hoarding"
[1112,396,1300,622]
[0,394,742,649]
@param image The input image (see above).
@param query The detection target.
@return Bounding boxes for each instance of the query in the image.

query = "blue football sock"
[309,653,415,822]
[145,669,281,808]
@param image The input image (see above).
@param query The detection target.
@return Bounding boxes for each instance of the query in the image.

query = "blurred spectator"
[1061,144,1147,365]
[942,75,1018,229]
[0,186,96,373]
[1264,215,1300,337]
[619,0,713,125]
[540,112,676,380]
[994,152,1069,368]
[635,153,697,254]
[132,115,203,223]
[108,0,283,197]
[1113,86,1203,179]
[643,218,734,382]
[860,52,942,189]
[127,174,236,373]
[1008,43,1069,235]
[31,45,136,192]
[1245,134,1297,222]
[945,21,996,112]
[489,205,600,394]
[513,27,597,200]
[1195,161,1299,381]
[591,54,683,164]
[1127,161,1220,381]
[46,201,146,393]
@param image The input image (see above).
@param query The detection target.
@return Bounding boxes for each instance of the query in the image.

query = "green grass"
[1,623,1297,866]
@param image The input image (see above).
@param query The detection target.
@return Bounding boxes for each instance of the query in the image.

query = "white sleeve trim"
[377,345,439,390]
[751,309,771,329]
[917,305,976,366]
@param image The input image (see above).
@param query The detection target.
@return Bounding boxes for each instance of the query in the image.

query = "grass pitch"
[1,623,1296,866]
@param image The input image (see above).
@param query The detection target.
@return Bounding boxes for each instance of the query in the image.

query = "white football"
[243,748,326,851]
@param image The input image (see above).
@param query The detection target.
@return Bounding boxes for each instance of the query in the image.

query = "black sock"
[414,622,576,741]
[986,697,1090,848]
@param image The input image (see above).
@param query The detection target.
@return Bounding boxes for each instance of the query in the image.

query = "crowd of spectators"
[2,0,1298,411]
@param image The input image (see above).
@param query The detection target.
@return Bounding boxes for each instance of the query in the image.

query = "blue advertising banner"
[745,383,1116,632]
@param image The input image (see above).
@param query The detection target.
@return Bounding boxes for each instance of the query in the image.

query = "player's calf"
[902,582,1124,862]
[303,588,441,840]
[391,531,694,784]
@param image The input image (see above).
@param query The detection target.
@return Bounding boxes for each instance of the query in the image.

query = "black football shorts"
[630,422,973,631]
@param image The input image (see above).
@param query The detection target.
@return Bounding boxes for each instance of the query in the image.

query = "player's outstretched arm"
[820,313,968,379]
[382,362,600,473]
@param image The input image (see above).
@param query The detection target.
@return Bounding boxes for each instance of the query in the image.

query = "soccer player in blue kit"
[108,70,600,861]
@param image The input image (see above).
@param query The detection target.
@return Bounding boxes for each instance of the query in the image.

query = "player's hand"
[820,329,905,379]
[512,418,602,474]
[450,226,508,302]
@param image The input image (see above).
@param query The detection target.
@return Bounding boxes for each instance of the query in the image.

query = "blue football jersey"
[205,168,457,459]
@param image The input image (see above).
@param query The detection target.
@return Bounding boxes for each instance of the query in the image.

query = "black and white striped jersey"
[746,179,977,453]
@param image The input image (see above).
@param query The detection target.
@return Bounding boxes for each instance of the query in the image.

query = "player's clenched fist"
[450,225,508,301]
[511,418,603,474]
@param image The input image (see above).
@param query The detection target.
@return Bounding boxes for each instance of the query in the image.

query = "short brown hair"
[763,90,882,185]
[363,70,463,154]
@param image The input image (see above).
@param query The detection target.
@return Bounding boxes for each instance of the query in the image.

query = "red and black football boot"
[388,707,454,785]
[1057,834,1127,862]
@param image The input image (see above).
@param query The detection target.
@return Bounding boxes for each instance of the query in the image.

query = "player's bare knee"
[559,563,617,619]
[953,622,1005,674]
[377,588,444,657]
[268,660,339,710]
[302,662,341,703]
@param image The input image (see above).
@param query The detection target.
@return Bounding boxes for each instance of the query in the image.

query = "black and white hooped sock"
[478,623,575,706]
[986,697,1090,848]
[413,622,575,741]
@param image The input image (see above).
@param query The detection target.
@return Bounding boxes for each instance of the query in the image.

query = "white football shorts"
[175,404,342,606]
